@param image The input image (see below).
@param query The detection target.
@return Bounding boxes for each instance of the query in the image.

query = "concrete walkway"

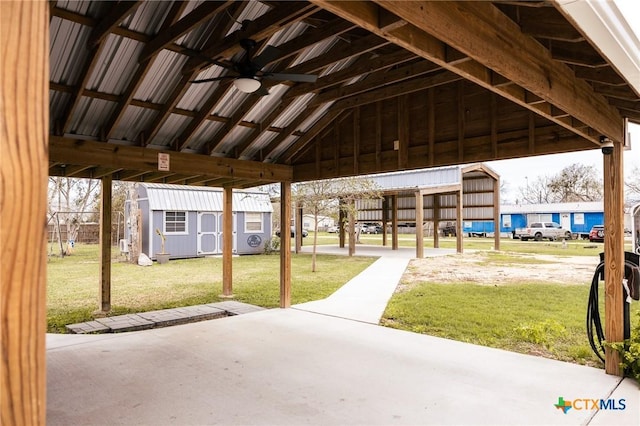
[295,244,455,323]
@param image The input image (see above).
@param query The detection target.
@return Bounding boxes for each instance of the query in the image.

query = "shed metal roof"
[501,201,604,214]
[142,184,273,213]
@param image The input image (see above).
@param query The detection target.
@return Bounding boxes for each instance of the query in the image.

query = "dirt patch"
[400,251,600,291]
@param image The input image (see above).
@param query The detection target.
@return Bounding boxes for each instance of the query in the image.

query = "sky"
[487,0,640,203]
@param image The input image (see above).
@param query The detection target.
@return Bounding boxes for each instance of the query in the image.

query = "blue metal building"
[463,202,604,238]
[126,184,273,259]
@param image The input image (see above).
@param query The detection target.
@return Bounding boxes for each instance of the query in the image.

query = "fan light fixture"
[234,77,261,93]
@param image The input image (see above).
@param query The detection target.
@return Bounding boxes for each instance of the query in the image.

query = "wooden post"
[280,182,292,308]
[603,140,625,376]
[434,195,440,248]
[348,202,356,256]
[338,199,346,248]
[382,196,388,247]
[99,175,113,313]
[416,191,424,258]
[456,189,463,253]
[493,178,501,251]
[222,186,233,297]
[295,204,303,253]
[391,194,398,250]
[1,1,48,423]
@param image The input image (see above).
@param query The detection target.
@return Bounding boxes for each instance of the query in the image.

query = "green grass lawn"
[306,232,626,256]
[47,244,375,333]
[382,269,640,368]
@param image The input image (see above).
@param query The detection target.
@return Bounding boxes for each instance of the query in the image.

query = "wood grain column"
[456,190,463,254]
[295,204,303,253]
[348,202,356,256]
[434,195,440,248]
[391,195,398,250]
[280,182,291,308]
[222,186,233,297]
[1,1,49,423]
[415,191,424,258]
[338,199,346,248]
[603,140,624,376]
[382,196,388,247]
[493,178,501,251]
[99,175,112,313]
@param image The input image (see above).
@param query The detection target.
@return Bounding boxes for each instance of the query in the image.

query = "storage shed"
[126,184,273,259]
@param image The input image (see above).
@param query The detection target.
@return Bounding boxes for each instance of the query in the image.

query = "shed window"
[165,211,187,234]
[245,212,263,233]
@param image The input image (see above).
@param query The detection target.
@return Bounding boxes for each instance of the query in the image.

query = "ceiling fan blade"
[264,72,318,83]
[253,85,271,97]
[252,45,281,69]
[190,76,235,84]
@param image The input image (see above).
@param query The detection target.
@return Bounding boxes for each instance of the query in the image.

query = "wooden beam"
[99,175,112,313]
[348,203,356,256]
[415,191,424,258]
[103,1,188,141]
[376,0,624,142]
[428,88,435,166]
[457,80,465,162]
[87,1,141,48]
[182,3,317,74]
[1,1,48,423]
[280,182,292,308]
[311,0,623,143]
[376,101,382,170]
[222,186,233,297]
[309,59,441,107]
[398,95,409,169]
[603,140,625,376]
[284,49,416,100]
[49,136,292,182]
[382,196,388,246]
[138,1,232,62]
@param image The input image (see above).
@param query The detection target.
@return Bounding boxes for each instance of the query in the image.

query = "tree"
[626,165,640,203]
[294,177,381,270]
[518,175,558,204]
[518,163,602,204]
[547,163,602,202]
[293,181,339,272]
[47,177,100,254]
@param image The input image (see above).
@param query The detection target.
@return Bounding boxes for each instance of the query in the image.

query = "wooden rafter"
[181,3,318,74]
[310,0,624,144]
[102,1,189,141]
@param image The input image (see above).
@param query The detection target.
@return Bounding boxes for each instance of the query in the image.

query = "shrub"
[607,310,640,383]
[263,236,280,255]
[514,319,566,349]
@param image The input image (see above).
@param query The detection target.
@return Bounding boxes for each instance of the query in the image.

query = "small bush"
[514,319,566,348]
[263,236,280,255]
[608,310,640,383]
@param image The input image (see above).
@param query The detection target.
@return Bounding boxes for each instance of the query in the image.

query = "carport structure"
[2,1,639,422]
[319,164,501,257]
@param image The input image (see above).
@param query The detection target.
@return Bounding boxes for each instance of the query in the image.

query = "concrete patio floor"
[47,244,638,424]
[47,308,638,425]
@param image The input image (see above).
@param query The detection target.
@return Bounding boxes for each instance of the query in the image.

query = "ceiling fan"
[191,39,318,95]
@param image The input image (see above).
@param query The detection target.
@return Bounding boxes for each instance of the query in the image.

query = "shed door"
[197,212,218,255]
[218,212,237,253]
[560,214,571,230]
